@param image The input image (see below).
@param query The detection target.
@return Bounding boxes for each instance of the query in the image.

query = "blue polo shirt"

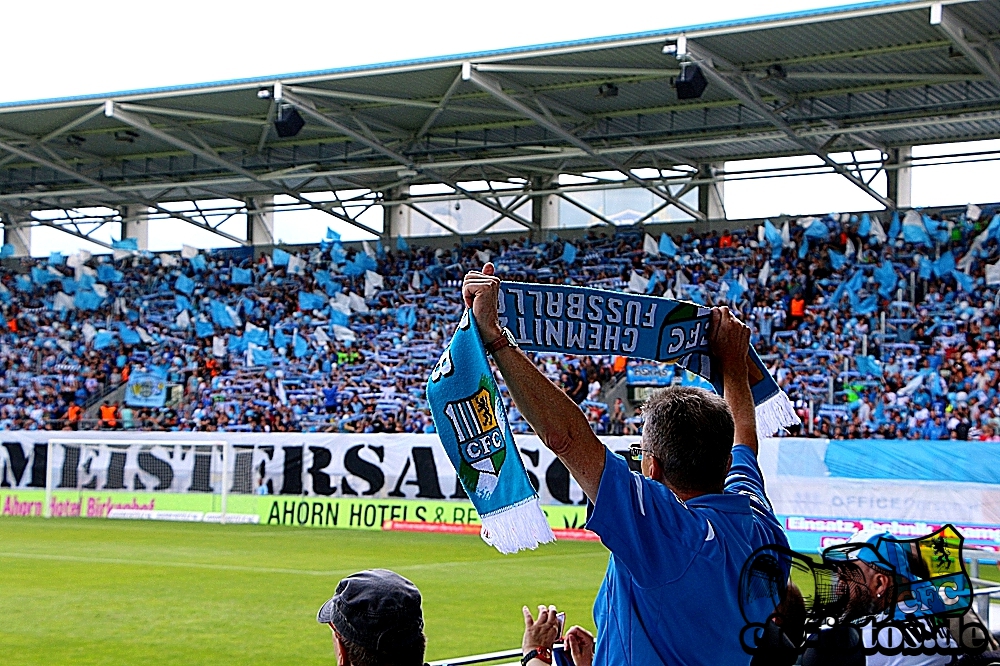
[586,445,788,666]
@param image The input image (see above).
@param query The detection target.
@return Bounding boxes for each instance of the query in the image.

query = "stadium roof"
[0,0,998,242]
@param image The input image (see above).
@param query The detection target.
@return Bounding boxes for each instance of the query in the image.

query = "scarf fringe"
[479,497,556,554]
[755,389,800,439]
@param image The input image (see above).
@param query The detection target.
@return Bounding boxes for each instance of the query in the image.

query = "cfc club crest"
[444,386,507,499]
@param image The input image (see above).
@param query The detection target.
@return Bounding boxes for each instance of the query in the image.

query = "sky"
[6,0,1000,255]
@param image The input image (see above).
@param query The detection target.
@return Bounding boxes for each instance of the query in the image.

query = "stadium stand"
[0,203,997,440]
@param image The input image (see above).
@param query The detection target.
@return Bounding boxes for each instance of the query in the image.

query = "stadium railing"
[428,647,526,666]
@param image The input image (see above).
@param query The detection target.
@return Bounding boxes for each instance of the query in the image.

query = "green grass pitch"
[0,517,608,665]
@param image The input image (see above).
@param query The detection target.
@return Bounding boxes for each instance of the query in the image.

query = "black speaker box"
[274,106,305,138]
[676,64,708,100]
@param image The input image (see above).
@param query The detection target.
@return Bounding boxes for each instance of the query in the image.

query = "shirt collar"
[684,492,752,514]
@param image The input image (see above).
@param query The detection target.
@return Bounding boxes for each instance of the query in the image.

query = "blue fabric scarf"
[427,310,555,554]
[498,282,798,438]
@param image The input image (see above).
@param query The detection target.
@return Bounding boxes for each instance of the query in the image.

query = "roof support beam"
[105,101,383,237]
[0,136,249,246]
[415,70,464,141]
[278,88,538,231]
[931,3,1000,89]
[463,64,705,221]
[682,40,895,210]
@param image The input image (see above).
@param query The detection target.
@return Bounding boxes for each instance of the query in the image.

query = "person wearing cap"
[463,265,789,665]
[316,569,426,666]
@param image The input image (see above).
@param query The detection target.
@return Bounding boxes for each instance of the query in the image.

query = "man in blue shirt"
[464,265,788,665]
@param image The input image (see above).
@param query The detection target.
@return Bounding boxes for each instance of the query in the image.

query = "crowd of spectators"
[0,201,996,439]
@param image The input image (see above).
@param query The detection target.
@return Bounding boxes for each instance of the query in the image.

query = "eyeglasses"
[629,444,654,462]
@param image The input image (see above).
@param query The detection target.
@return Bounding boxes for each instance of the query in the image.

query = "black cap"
[317,569,424,652]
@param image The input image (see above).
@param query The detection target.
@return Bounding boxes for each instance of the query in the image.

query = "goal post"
[44,438,229,521]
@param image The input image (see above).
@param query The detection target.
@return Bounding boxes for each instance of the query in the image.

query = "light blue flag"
[919,255,932,280]
[78,274,95,289]
[326,228,341,242]
[124,372,167,408]
[803,219,829,241]
[764,220,783,256]
[93,331,115,350]
[875,260,898,298]
[798,238,809,260]
[725,278,746,302]
[828,249,846,271]
[31,267,55,285]
[396,235,409,251]
[189,254,207,271]
[210,299,236,328]
[13,275,33,292]
[61,278,78,294]
[298,291,327,311]
[231,267,252,285]
[330,243,347,265]
[923,215,950,245]
[97,264,123,282]
[195,320,214,338]
[0,244,14,258]
[376,240,386,258]
[902,216,931,246]
[855,355,883,377]
[174,274,195,295]
[117,324,141,345]
[659,233,678,257]
[251,347,273,366]
[986,214,1000,243]
[396,306,418,328]
[888,211,901,239]
[932,251,955,278]
[74,290,103,310]
[245,327,268,347]
[426,311,555,553]
[274,329,289,349]
[330,310,349,326]
[228,334,247,353]
[272,248,291,266]
[854,294,879,315]
[560,242,577,264]
[175,295,191,312]
[49,252,65,266]
[951,269,974,293]
[112,238,138,251]
[858,213,871,238]
[293,331,308,358]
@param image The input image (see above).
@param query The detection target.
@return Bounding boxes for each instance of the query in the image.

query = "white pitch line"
[0,550,605,577]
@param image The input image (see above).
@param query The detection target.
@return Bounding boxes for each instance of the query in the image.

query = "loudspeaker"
[274,106,305,138]
[675,64,708,100]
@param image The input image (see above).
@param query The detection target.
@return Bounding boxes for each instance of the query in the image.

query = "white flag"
[181,245,199,259]
[411,270,421,290]
[364,270,384,298]
[674,269,690,292]
[53,292,75,311]
[781,221,791,246]
[643,234,659,257]
[246,321,263,335]
[160,253,180,267]
[136,326,154,344]
[56,339,73,354]
[75,264,96,281]
[225,304,242,329]
[82,322,97,344]
[757,226,766,243]
[475,249,492,264]
[362,241,376,258]
[212,336,226,358]
[349,292,369,313]
[738,273,749,290]
[315,326,331,345]
[275,380,288,405]
[845,238,856,259]
[176,310,191,329]
[987,261,1000,286]
[869,217,887,244]
[334,291,351,310]
[92,283,108,298]
[331,301,351,316]
[113,249,133,261]
[287,255,306,275]
[332,325,356,342]
[628,270,649,293]
[662,288,675,300]
[967,204,982,222]
[758,260,771,287]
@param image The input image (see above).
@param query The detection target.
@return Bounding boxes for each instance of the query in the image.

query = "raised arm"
[463,265,606,501]
[709,306,758,455]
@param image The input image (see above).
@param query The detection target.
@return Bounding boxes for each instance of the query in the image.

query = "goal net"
[42,438,256,524]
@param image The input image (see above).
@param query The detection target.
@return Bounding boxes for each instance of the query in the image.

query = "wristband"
[521,647,552,665]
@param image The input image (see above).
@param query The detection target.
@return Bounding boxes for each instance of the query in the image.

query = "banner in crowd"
[625,361,674,386]
[123,373,168,408]
[3,433,1000,550]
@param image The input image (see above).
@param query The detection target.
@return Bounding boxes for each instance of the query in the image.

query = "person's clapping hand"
[564,625,595,666]
[522,605,561,662]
